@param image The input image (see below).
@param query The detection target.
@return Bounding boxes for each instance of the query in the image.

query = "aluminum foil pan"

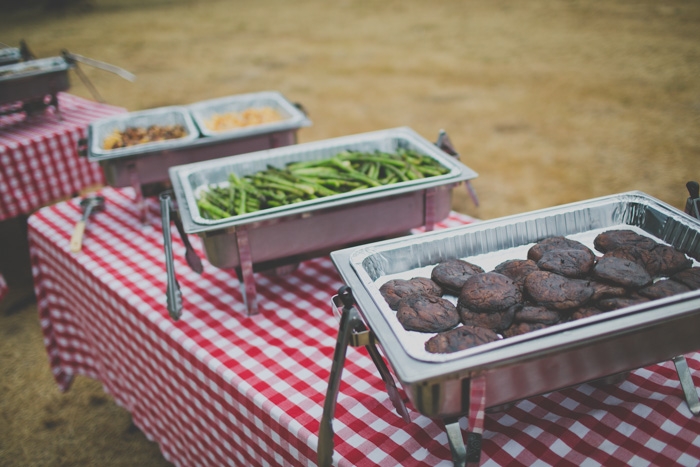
[171,127,477,233]
[330,191,700,414]
[88,106,199,161]
[188,90,311,138]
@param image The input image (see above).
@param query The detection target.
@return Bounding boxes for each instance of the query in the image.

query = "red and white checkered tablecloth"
[28,186,700,467]
[0,93,125,221]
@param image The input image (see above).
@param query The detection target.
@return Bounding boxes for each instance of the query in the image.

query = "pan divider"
[672,355,700,416]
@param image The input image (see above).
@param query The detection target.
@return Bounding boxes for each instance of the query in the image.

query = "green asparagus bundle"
[196,148,450,220]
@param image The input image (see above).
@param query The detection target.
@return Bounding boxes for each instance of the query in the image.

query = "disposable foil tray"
[330,191,700,418]
[188,90,311,138]
[0,56,71,105]
[87,106,199,160]
[85,93,310,195]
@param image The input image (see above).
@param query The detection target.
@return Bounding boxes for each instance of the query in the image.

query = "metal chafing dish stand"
[85,91,311,222]
[0,49,134,119]
[320,191,700,467]
[160,127,479,319]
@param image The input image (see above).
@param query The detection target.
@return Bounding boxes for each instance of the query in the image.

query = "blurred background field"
[1,0,699,465]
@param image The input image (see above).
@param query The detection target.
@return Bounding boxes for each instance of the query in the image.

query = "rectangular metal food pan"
[87,106,200,161]
[330,191,700,418]
[0,47,21,65]
[188,90,311,138]
[169,127,478,269]
[0,56,71,105]
[86,94,309,190]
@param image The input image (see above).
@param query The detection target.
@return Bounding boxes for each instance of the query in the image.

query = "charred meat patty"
[458,272,522,313]
[493,259,539,290]
[396,295,460,333]
[593,255,652,288]
[379,277,442,310]
[430,258,484,295]
[528,236,593,262]
[524,271,594,311]
[425,325,500,354]
[593,229,658,253]
[536,248,596,278]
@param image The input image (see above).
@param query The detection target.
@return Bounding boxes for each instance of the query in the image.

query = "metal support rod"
[445,419,467,467]
[673,355,700,416]
[159,192,183,320]
[235,227,259,316]
[318,287,364,467]
[424,187,436,232]
[128,165,148,226]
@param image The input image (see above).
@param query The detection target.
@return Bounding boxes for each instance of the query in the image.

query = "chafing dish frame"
[321,191,700,466]
[83,92,311,222]
[162,127,479,318]
[0,56,72,117]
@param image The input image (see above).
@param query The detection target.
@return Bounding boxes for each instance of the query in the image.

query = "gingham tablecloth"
[0,93,125,220]
[28,186,700,467]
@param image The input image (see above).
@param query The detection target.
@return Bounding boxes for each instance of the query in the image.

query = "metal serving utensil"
[160,192,183,320]
[69,195,105,253]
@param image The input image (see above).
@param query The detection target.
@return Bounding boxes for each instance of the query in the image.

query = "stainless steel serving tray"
[330,191,700,418]
[87,106,199,160]
[0,56,71,105]
[85,94,310,192]
[0,47,21,66]
[173,127,473,231]
[165,127,477,317]
[188,90,311,138]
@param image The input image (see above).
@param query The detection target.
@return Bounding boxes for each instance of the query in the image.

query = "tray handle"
[435,129,479,207]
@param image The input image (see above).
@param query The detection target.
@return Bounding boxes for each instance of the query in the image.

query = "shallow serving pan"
[85,93,310,193]
[0,47,21,66]
[330,191,700,419]
[0,56,71,105]
[188,90,311,138]
[170,127,477,267]
[87,106,199,161]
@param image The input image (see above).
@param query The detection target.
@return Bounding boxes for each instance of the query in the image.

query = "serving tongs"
[159,190,204,320]
[60,49,136,103]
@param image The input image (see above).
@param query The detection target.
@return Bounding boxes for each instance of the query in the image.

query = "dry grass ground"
[1,0,699,465]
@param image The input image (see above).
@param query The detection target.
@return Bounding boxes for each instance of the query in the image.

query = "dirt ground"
[1,0,699,465]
